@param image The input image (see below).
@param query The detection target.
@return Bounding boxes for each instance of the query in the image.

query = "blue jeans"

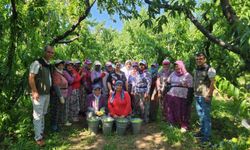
[195,96,211,141]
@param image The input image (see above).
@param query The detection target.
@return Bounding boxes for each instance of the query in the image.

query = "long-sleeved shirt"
[132,70,152,94]
[80,67,92,94]
[156,69,171,92]
[107,71,127,91]
[71,69,81,89]
[52,69,68,98]
[91,70,103,88]
[108,91,132,117]
[167,72,193,99]
[63,70,74,96]
[87,93,106,113]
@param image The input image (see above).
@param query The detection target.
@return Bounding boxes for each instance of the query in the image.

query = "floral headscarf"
[174,60,187,76]
[110,80,125,103]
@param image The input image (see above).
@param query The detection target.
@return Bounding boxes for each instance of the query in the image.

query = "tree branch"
[5,0,18,78]
[57,36,79,44]
[50,0,96,46]
[220,0,238,25]
[185,9,240,54]
[144,0,240,54]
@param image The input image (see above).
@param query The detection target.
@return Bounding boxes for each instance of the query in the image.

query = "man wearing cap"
[28,45,54,146]
[156,59,171,120]
[121,60,132,80]
[132,60,151,123]
[193,52,216,143]
[50,59,68,131]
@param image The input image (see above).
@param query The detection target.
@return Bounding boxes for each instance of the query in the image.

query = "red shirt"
[71,69,81,89]
[108,91,132,117]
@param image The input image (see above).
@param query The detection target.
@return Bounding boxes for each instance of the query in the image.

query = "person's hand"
[205,96,211,102]
[32,91,40,101]
[144,93,149,99]
[82,72,87,77]
[101,72,106,78]
[60,97,65,104]
[110,90,113,94]
[158,91,162,98]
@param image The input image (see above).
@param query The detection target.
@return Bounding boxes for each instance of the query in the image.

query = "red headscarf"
[174,60,187,76]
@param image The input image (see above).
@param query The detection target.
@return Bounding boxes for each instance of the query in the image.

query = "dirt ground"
[66,121,171,150]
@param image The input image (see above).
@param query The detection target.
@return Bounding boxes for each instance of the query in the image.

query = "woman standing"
[51,60,68,131]
[156,59,171,121]
[166,60,193,132]
[65,61,81,122]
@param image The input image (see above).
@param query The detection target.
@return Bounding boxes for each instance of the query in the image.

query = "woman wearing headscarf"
[86,84,107,119]
[79,59,92,116]
[128,62,139,114]
[149,62,159,122]
[65,61,81,122]
[108,80,132,118]
[166,60,193,132]
[91,60,105,88]
[50,60,68,131]
[156,59,171,121]
[131,60,151,123]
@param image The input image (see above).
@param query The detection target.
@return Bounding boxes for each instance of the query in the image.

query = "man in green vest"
[28,45,54,146]
[193,52,216,144]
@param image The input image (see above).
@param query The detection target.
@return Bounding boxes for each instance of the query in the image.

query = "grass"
[1,95,250,149]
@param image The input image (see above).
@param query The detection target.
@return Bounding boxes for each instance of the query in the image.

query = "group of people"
[29,45,216,146]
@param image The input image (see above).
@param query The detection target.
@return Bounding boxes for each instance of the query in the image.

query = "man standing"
[193,52,216,144]
[28,46,54,146]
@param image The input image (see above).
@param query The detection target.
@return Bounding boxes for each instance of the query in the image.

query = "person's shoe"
[241,119,250,130]
[72,117,79,122]
[200,139,212,148]
[52,125,59,132]
[194,132,203,138]
[36,139,45,147]
[65,121,72,126]
[180,127,187,133]
[41,133,46,139]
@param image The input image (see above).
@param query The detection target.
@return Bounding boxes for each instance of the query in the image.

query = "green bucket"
[131,118,143,134]
[102,117,114,135]
[87,117,100,134]
[116,118,128,136]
